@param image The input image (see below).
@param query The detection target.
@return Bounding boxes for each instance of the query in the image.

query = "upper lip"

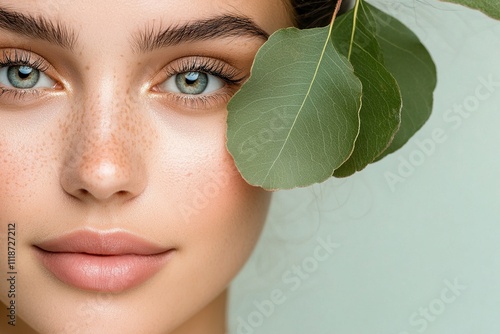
[35,229,171,255]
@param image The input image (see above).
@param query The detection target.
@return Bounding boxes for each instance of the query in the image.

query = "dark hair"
[291,0,350,29]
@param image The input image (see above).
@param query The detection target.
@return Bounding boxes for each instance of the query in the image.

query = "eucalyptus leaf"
[332,0,402,177]
[368,2,437,159]
[226,26,362,190]
[440,0,500,20]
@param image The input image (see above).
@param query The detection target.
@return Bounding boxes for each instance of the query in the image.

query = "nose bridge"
[78,80,136,170]
[88,87,132,154]
[60,72,150,203]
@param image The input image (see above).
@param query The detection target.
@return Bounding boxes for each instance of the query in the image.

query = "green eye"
[0,65,55,90]
[176,72,209,95]
[160,71,225,95]
[7,66,41,89]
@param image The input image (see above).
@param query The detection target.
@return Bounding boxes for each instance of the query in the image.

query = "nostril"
[78,189,90,196]
[75,188,130,199]
[116,190,128,197]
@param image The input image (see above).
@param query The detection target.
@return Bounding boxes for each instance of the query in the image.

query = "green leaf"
[226,0,437,189]
[368,2,437,159]
[331,0,402,177]
[226,26,362,190]
[440,0,500,20]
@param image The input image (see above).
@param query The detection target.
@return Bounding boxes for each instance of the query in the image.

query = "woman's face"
[0,0,292,333]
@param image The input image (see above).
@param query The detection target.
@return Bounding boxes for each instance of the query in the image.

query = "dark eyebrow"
[134,15,269,53]
[0,7,77,50]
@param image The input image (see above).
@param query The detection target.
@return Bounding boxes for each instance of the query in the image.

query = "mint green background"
[229,1,500,333]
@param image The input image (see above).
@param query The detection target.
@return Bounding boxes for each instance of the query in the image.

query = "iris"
[7,66,40,89]
[175,72,209,95]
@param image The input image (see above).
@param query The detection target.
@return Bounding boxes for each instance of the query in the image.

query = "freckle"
[85,65,90,71]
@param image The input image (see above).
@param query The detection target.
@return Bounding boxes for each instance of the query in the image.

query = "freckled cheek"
[0,155,21,205]
[0,100,76,204]
[0,137,54,208]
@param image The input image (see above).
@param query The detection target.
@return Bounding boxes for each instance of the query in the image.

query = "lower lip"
[35,248,173,292]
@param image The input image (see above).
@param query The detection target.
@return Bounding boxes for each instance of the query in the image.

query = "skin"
[0,1,293,333]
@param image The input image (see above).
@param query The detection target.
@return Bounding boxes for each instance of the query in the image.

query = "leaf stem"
[330,0,344,27]
[348,0,361,60]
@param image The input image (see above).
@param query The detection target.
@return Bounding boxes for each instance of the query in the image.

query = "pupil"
[18,66,33,79]
[185,72,199,85]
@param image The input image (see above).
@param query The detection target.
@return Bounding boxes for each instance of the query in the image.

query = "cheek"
[0,118,54,213]
[180,150,270,259]
[178,160,270,280]
[152,110,271,277]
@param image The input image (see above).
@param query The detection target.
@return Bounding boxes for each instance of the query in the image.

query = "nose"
[59,92,148,204]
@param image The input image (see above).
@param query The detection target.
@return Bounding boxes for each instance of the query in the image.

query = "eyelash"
[165,57,244,85]
[0,50,246,109]
[0,50,51,99]
[160,57,246,109]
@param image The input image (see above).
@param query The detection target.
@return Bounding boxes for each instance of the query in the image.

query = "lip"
[34,230,174,292]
